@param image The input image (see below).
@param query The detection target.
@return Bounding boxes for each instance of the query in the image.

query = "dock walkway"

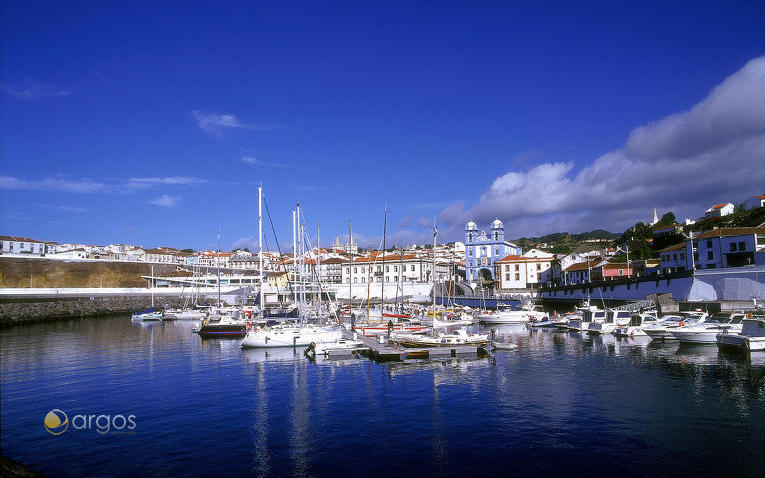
[343,329,483,362]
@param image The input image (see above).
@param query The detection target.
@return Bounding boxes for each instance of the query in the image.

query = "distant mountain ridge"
[513,229,619,245]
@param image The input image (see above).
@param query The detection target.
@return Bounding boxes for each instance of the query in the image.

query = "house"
[341,254,448,284]
[705,203,735,219]
[659,243,687,273]
[0,236,51,256]
[688,227,765,269]
[592,262,636,281]
[494,249,554,290]
[743,194,765,210]
[561,259,602,285]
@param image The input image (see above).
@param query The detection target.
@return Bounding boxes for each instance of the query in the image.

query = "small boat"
[132,307,162,321]
[569,308,605,332]
[163,308,206,320]
[614,312,658,337]
[391,329,489,347]
[478,303,546,324]
[241,323,343,348]
[353,321,430,336]
[643,312,707,341]
[588,309,632,335]
[304,337,366,357]
[193,309,247,337]
[670,312,746,344]
[716,316,765,352]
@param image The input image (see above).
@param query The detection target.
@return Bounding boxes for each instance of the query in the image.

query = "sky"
[2,1,765,251]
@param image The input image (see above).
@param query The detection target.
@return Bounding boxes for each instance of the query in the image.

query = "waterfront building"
[0,236,51,256]
[688,227,765,269]
[495,249,554,290]
[464,219,522,285]
[316,256,345,284]
[659,243,688,273]
[705,202,734,219]
[561,259,602,285]
[341,254,448,284]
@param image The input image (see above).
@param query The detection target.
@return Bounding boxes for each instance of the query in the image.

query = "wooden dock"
[343,330,484,362]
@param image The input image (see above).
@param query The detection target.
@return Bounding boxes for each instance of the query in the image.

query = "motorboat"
[569,308,605,332]
[132,307,162,321]
[391,329,489,347]
[240,323,343,348]
[162,308,206,320]
[614,312,658,337]
[588,309,632,335]
[304,337,366,357]
[670,312,746,344]
[717,316,765,352]
[478,303,546,324]
[643,311,708,341]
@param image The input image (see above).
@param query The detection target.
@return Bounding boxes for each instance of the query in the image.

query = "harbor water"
[2,316,765,477]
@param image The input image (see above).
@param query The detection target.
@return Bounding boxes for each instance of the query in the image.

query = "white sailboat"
[132,265,162,321]
[242,198,340,348]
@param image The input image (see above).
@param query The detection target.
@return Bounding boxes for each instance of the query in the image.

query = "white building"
[705,202,735,219]
[0,236,51,256]
[341,254,448,285]
[495,249,554,289]
[744,194,765,210]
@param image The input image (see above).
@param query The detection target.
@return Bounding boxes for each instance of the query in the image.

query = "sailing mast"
[432,221,437,332]
[292,209,299,318]
[380,205,387,313]
[258,186,264,320]
[348,219,353,329]
[217,227,221,309]
[317,220,321,314]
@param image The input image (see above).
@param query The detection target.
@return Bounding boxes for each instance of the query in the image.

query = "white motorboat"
[614,312,658,337]
[132,308,162,321]
[241,323,343,348]
[717,316,765,352]
[588,309,632,335]
[569,308,605,332]
[643,311,708,341]
[163,308,206,320]
[304,337,366,357]
[670,312,746,344]
[391,329,489,347]
[478,303,546,324]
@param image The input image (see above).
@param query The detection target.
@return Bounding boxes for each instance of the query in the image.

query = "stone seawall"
[0,294,187,328]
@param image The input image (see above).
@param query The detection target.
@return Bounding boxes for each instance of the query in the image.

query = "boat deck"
[343,330,483,362]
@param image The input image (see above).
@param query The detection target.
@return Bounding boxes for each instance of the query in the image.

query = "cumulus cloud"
[439,55,765,238]
[148,195,180,207]
[126,176,207,188]
[1,80,69,100]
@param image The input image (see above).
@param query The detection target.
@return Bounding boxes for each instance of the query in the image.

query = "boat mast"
[293,209,299,318]
[217,227,221,309]
[317,220,321,314]
[432,221,437,332]
[151,264,154,308]
[258,186,264,320]
[348,219,353,328]
[381,204,387,313]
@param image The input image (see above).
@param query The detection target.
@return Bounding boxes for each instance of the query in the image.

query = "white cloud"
[1,80,69,100]
[126,176,207,188]
[148,195,181,207]
[242,156,290,168]
[0,176,106,194]
[438,55,765,239]
[231,237,257,251]
[192,110,270,134]
[40,204,88,213]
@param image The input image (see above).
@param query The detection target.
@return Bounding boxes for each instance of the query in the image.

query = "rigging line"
[262,194,295,298]
[297,208,339,321]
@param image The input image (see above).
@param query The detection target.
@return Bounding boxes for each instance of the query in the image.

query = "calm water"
[2,316,765,477]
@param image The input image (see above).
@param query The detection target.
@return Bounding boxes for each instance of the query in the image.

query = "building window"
[361,277,365,283]
[515,264,519,271]
[680,253,684,261]
[536,264,541,270]
[505,273,510,280]
[694,252,699,262]
[515,273,520,280]
[707,251,713,260]
[494,232,498,240]
[411,265,415,271]
[730,243,737,252]
[673,253,677,261]
[385,266,389,272]
[707,240,712,249]
[468,233,473,242]
[345,267,349,274]
[739,241,746,250]
[377,266,382,272]
[354,267,357,273]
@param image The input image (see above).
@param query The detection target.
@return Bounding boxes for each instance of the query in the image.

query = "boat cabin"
[582,309,606,324]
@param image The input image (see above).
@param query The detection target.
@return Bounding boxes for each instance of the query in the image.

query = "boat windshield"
[705,314,729,324]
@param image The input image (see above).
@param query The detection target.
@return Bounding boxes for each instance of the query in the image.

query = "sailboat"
[391,222,488,347]
[242,198,342,348]
[132,265,162,321]
[194,228,248,337]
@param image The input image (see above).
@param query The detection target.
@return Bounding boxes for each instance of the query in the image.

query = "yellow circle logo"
[44,409,69,435]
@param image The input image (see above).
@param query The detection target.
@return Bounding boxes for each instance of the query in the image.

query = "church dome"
[465,221,478,230]
[491,219,504,229]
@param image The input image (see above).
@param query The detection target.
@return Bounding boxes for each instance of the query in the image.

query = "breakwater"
[0,292,185,328]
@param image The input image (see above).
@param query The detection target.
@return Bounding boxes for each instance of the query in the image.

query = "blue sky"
[2,1,765,251]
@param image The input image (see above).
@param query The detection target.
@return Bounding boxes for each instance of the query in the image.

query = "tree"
[656,212,676,227]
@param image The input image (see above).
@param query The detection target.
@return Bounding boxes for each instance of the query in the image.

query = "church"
[464,219,522,285]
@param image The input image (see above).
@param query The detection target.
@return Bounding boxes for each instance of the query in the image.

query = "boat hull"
[241,328,342,348]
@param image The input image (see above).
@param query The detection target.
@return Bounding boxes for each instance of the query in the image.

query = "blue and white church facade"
[464,219,522,285]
